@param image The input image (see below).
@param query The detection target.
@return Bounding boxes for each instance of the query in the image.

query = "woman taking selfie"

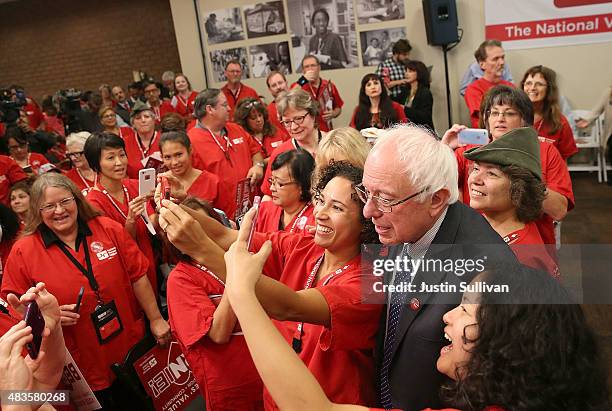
[1,173,169,409]
[158,161,382,409]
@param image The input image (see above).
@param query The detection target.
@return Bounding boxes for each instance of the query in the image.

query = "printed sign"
[61,349,102,411]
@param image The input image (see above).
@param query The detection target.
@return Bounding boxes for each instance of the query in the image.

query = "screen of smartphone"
[24,301,45,359]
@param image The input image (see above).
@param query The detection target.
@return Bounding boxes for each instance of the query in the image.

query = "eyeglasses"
[523,81,547,89]
[268,177,297,189]
[280,114,308,128]
[39,197,75,214]
[488,110,520,120]
[67,151,84,159]
[8,143,27,151]
[144,88,159,95]
[102,113,115,119]
[355,184,429,213]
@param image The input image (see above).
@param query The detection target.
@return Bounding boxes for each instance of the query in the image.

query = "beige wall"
[170,0,612,134]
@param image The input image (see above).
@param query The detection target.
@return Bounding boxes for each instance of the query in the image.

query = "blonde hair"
[316,127,370,171]
[276,88,320,121]
[24,173,101,236]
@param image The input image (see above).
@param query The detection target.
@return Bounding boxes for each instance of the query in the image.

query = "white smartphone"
[138,168,156,197]
[458,128,489,145]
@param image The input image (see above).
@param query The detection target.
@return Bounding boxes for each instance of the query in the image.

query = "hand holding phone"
[74,286,85,313]
[139,168,156,197]
[247,196,261,252]
[458,128,489,145]
[24,301,45,359]
[297,75,308,86]
[160,176,171,202]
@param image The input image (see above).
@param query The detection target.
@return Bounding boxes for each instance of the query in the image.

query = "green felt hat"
[130,100,153,118]
[463,127,542,180]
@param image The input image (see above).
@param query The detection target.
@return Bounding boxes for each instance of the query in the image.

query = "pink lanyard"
[292,255,354,353]
[191,261,225,286]
[136,131,159,159]
[97,183,131,221]
[76,169,97,189]
[288,203,311,233]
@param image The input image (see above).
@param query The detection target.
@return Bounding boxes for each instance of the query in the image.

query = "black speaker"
[422,0,459,46]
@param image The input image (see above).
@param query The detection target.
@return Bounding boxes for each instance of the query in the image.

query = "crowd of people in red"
[0,38,608,411]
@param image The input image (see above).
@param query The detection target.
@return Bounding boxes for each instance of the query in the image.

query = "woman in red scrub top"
[520,65,578,160]
[170,74,199,119]
[158,161,381,410]
[166,197,263,411]
[223,243,608,411]
[9,181,31,230]
[463,127,559,277]
[1,173,169,409]
[64,131,97,191]
[83,132,159,294]
[7,134,50,176]
[257,149,315,235]
[233,98,288,160]
[159,130,225,212]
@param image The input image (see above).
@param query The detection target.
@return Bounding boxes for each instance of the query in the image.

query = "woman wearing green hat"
[463,127,559,277]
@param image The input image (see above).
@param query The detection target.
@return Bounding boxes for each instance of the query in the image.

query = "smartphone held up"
[24,300,45,359]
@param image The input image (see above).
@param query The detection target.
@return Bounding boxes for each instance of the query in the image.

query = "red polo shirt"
[222,83,260,120]
[167,261,263,410]
[84,180,158,293]
[1,216,147,391]
[292,79,344,132]
[464,78,514,127]
[457,140,574,245]
[504,222,560,278]
[0,155,27,205]
[188,122,262,220]
[251,231,380,410]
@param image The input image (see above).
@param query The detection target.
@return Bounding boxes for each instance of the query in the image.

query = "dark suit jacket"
[375,201,516,410]
[398,86,434,130]
[115,101,132,124]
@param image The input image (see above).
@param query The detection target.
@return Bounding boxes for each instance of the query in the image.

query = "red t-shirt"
[186,170,222,210]
[119,128,162,179]
[260,139,299,196]
[1,216,147,391]
[222,83,260,120]
[188,123,262,220]
[170,91,199,119]
[255,201,314,235]
[64,168,96,192]
[349,101,408,129]
[504,222,560,278]
[464,78,515,127]
[24,152,50,175]
[150,101,176,125]
[456,140,574,245]
[84,180,158,292]
[251,231,381,410]
[534,115,578,160]
[267,101,291,140]
[292,79,344,132]
[167,261,264,410]
[0,155,27,205]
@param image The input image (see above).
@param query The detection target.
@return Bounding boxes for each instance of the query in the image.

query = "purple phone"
[24,301,45,359]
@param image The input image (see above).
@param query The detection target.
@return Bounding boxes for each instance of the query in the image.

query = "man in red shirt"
[221,60,260,120]
[266,71,290,139]
[188,89,265,220]
[464,40,514,127]
[292,55,343,132]
[143,81,175,125]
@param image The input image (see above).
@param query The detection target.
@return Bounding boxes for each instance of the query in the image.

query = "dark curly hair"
[501,164,546,223]
[442,263,609,411]
[354,73,399,131]
[313,161,379,244]
[233,98,276,137]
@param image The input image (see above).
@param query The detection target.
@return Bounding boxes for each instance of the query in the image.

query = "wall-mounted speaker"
[422,0,459,46]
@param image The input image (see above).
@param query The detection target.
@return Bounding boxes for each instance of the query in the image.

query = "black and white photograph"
[359,27,406,65]
[249,41,292,78]
[202,8,245,45]
[286,0,357,71]
[244,1,287,39]
[355,0,405,24]
[209,48,250,82]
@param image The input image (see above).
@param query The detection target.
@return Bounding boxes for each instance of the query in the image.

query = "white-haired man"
[359,124,515,411]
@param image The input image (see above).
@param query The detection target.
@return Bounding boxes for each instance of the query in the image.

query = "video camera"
[0,88,26,125]
[55,88,84,134]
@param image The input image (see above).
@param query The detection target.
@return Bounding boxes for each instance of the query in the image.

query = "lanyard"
[288,202,311,233]
[229,85,242,104]
[292,255,354,353]
[177,93,190,109]
[191,261,225,286]
[136,131,159,159]
[96,183,131,221]
[198,123,233,161]
[152,105,161,121]
[76,168,96,189]
[56,236,104,305]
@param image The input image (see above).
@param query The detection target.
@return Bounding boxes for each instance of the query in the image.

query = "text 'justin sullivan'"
[373,281,509,294]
